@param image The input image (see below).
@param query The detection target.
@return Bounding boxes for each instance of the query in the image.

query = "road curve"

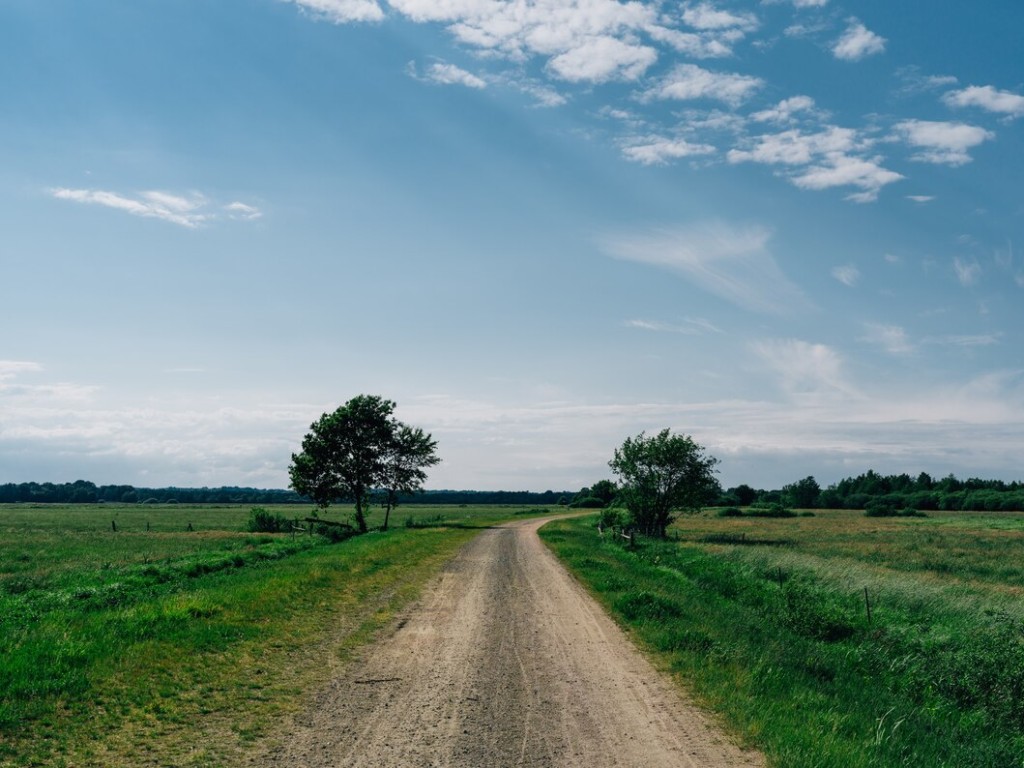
[261,516,764,768]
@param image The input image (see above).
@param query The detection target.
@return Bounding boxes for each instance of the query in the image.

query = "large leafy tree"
[379,425,440,530]
[289,395,413,533]
[609,429,720,538]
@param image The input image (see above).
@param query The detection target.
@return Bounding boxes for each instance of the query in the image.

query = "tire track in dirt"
[259,517,764,767]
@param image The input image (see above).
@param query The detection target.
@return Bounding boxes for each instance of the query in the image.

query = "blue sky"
[2,0,1023,491]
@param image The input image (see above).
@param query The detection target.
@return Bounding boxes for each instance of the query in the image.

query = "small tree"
[379,425,440,530]
[782,475,821,509]
[609,429,719,538]
[289,395,399,533]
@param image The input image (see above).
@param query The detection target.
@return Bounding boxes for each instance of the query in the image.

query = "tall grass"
[540,510,1024,767]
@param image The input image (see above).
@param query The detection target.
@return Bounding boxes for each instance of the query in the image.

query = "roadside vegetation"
[541,508,1024,767]
[0,502,547,767]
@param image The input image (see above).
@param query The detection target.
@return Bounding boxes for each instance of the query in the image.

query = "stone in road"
[262,517,764,767]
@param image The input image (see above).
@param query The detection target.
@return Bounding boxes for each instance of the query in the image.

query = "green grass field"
[540,508,1024,768]
[0,502,547,767]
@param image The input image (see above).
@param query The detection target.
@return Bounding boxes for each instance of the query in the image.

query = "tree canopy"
[609,429,719,538]
[288,395,439,533]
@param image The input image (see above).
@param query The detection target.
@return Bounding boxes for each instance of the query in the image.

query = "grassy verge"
[540,511,1024,768]
[0,503,546,767]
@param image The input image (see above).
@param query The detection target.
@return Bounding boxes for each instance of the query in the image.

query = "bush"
[747,503,796,518]
[570,496,606,508]
[598,506,626,529]
[864,502,927,518]
[717,507,744,517]
[246,507,291,533]
[314,522,356,542]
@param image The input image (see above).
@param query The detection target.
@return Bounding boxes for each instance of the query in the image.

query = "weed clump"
[246,507,293,533]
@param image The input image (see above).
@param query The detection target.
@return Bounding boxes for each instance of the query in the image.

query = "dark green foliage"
[746,503,797,518]
[782,476,821,509]
[289,395,439,534]
[717,506,744,517]
[378,425,441,530]
[817,471,1024,512]
[246,507,291,533]
[609,429,719,537]
[570,496,606,508]
[864,502,928,518]
[781,583,856,642]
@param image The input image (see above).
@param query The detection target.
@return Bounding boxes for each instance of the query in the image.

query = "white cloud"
[286,0,384,23]
[0,361,42,381]
[682,3,758,32]
[224,201,263,220]
[906,195,934,203]
[894,119,994,166]
[52,188,261,228]
[603,221,810,314]
[790,154,903,203]
[750,95,818,124]
[752,338,855,399]
[641,64,763,107]
[790,0,828,6]
[547,36,656,83]
[52,188,210,228]
[644,26,733,59]
[943,85,1024,118]
[516,81,567,107]
[954,257,981,286]
[620,135,716,165]
[421,61,488,88]
[926,333,1001,348]
[728,126,860,165]
[832,19,886,61]
[861,323,913,355]
[729,126,901,202]
[626,317,722,334]
[831,264,859,287]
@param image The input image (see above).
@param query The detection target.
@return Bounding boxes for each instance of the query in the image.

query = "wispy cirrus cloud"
[831,264,860,287]
[409,60,487,88]
[954,256,982,286]
[626,317,722,334]
[602,221,810,314]
[924,333,1002,348]
[832,18,886,61]
[0,360,41,377]
[52,188,262,228]
[861,323,913,355]
[751,338,857,400]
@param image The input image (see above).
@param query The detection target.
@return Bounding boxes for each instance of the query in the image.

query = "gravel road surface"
[261,517,764,767]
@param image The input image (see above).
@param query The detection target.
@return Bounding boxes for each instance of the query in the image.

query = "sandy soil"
[259,517,764,767]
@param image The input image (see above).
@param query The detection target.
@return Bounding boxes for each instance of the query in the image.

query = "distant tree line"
[719,470,1024,512]
[0,480,572,507]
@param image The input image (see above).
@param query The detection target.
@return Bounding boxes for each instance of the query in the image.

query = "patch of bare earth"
[258,518,764,767]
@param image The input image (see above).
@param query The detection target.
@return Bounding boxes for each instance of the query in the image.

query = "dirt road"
[262,517,764,767]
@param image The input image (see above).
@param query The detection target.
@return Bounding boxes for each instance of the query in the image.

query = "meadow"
[540,508,1024,768]
[0,502,547,767]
